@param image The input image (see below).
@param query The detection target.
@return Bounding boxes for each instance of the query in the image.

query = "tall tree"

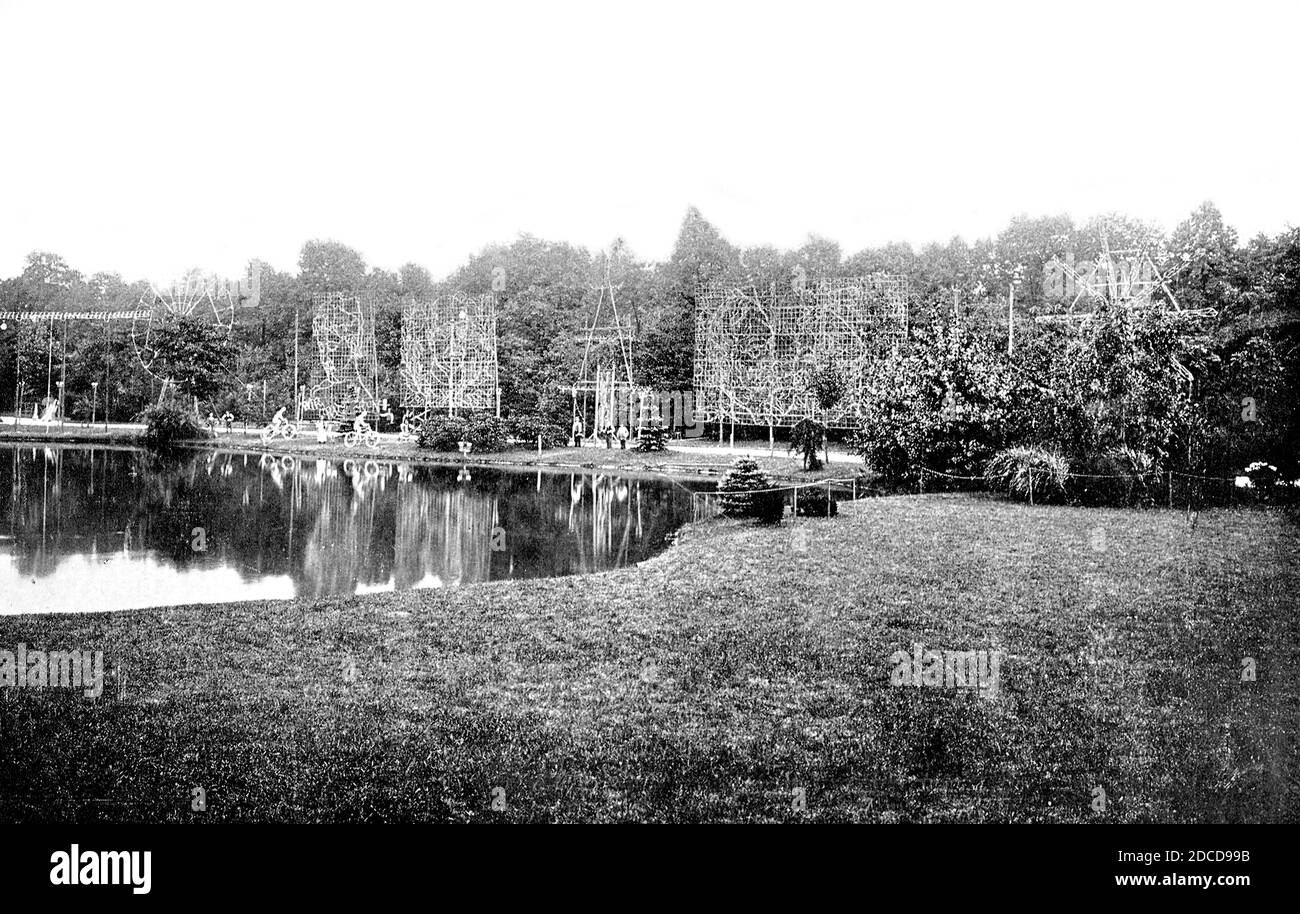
[1168,201,1242,315]
[297,240,368,298]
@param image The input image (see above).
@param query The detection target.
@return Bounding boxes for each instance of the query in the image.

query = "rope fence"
[690,466,1281,520]
[918,466,1275,510]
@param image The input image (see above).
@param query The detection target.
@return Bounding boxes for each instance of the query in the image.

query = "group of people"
[207,407,378,439]
[205,411,237,433]
[571,416,629,449]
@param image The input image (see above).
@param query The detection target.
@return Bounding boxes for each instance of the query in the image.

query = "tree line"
[0,202,1295,477]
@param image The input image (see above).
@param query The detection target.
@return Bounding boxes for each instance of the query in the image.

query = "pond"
[0,444,710,614]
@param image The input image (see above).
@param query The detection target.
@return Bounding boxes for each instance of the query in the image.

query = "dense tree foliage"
[0,204,1294,483]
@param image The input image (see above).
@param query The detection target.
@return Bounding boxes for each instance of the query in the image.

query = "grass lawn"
[1,494,1296,823]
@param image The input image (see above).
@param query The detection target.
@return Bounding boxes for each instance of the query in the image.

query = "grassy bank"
[1,495,1296,822]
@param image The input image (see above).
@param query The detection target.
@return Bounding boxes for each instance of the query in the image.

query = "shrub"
[751,487,786,524]
[852,317,1023,485]
[140,404,209,450]
[794,484,839,517]
[637,419,669,452]
[718,457,783,522]
[463,413,506,452]
[416,415,468,451]
[1242,460,1290,503]
[1071,447,1158,507]
[418,414,506,452]
[506,413,568,449]
[984,447,1070,503]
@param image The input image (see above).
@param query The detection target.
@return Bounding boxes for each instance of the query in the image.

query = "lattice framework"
[693,275,908,429]
[308,292,381,421]
[399,293,499,414]
[1037,241,1213,324]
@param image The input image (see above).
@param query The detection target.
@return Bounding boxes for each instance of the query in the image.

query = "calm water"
[0,445,707,614]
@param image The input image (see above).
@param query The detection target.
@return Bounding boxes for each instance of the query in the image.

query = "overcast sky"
[1,0,1296,285]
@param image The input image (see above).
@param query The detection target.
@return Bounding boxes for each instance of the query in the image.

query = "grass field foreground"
[1,494,1296,822]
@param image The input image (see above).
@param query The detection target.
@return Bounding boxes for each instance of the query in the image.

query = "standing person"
[222,411,234,434]
[617,424,629,449]
[572,414,583,448]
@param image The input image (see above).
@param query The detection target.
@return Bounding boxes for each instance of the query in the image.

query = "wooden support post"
[1007,285,1015,355]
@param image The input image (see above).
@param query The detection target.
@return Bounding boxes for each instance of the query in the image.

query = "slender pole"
[12,331,20,431]
[59,326,66,429]
[293,307,300,422]
[45,316,53,406]
[1007,285,1015,355]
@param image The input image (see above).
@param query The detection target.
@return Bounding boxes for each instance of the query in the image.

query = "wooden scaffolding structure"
[308,291,382,422]
[569,261,636,441]
[693,274,908,431]
[399,292,500,417]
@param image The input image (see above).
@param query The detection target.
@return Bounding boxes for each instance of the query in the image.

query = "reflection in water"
[0,445,704,614]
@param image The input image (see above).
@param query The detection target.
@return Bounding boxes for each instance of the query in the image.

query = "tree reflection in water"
[0,444,704,613]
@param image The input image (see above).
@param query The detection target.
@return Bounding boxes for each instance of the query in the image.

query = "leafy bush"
[463,413,506,452]
[718,457,781,521]
[853,317,1023,485]
[751,487,786,524]
[416,415,468,451]
[1241,460,1290,503]
[506,413,568,449]
[140,404,209,450]
[637,419,669,452]
[794,484,839,517]
[1070,447,1158,507]
[984,447,1070,503]
[418,414,506,452]
[1015,304,1206,469]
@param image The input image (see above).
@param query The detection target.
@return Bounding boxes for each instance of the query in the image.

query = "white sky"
[1,0,1296,285]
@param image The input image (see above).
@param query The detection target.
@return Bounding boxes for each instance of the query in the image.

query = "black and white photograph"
[0,0,1294,894]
